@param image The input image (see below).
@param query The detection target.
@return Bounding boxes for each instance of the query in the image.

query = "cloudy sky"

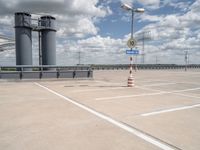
[0,0,200,65]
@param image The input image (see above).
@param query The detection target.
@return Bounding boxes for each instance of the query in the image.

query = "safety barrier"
[0,65,93,79]
[90,64,200,70]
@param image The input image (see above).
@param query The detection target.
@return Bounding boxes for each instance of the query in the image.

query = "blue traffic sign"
[126,50,139,55]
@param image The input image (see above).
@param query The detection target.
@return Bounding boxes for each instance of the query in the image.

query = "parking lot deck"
[0,70,200,150]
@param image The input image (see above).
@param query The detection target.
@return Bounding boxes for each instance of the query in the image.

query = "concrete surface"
[0,69,200,150]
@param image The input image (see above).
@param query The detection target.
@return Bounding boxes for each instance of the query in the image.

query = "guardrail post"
[20,67,23,79]
[40,66,43,79]
[73,70,76,78]
[57,68,60,78]
[0,66,1,79]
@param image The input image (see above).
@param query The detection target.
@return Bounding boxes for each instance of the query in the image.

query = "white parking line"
[34,82,176,150]
[71,87,125,93]
[175,93,200,99]
[141,103,200,117]
[173,87,200,92]
[71,82,177,93]
[95,80,123,85]
[96,92,166,100]
[169,72,200,75]
[137,80,168,83]
[142,82,177,87]
[95,87,200,101]
[135,86,163,92]
[137,86,200,99]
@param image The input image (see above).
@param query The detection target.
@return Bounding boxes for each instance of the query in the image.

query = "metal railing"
[0,64,199,79]
[0,65,93,79]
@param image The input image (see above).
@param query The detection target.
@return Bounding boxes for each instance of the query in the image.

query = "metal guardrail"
[0,65,91,70]
[0,64,200,79]
[1,64,200,71]
[0,65,93,79]
[90,64,200,70]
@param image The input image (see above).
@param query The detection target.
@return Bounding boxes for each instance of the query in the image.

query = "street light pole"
[131,10,134,40]
[129,10,134,86]
[121,3,144,87]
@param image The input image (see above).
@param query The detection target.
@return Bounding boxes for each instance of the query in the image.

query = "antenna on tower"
[136,31,151,64]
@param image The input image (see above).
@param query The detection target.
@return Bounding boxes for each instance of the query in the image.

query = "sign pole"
[121,4,144,87]
[127,10,135,87]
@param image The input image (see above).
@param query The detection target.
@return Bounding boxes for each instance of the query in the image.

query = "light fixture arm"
[131,10,134,40]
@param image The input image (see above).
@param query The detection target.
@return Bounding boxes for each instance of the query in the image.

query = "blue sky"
[0,0,200,65]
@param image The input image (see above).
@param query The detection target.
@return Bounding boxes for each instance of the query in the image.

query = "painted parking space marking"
[95,87,200,101]
[135,86,164,92]
[174,93,200,99]
[137,86,200,100]
[141,103,200,117]
[34,82,177,150]
[71,82,178,93]
[96,92,166,101]
[71,87,125,93]
[95,80,124,85]
[137,80,169,83]
[142,82,177,87]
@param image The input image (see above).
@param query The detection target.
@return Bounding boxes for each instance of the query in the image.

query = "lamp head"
[135,8,145,13]
[121,3,133,11]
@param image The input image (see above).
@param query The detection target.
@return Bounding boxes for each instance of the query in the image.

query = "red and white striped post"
[128,56,134,87]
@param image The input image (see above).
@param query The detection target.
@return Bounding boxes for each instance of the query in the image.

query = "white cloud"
[0,0,112,38]
[56,35,129,65]
[137,0,160,10]
[1,0,200,65]
[57,18,99,38]
[168,1,191,12]
[132,0,200,64]
[139,14,163,23]
[120,0,161,9]
[0,0,114,65]
[138,0,160,6]
[187,0,200,12]
[64,0,200,64]
[120,0,134,6]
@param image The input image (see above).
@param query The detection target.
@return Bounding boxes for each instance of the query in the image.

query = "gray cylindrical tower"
[15,12,32,71]
[40,16,56,70]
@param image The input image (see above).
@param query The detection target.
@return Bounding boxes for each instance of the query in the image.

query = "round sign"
[127,38,137,48]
